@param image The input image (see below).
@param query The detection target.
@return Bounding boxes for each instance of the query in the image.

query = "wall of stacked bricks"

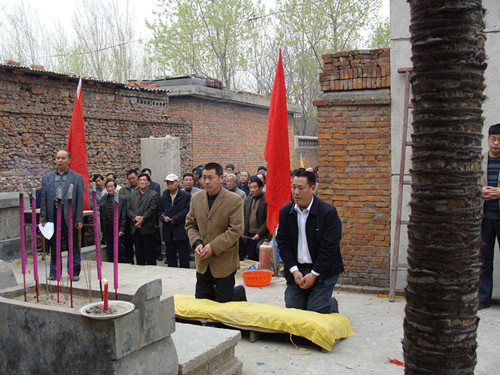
[168,97,296,176]
[0,67,192,192]
[315,49,391,288]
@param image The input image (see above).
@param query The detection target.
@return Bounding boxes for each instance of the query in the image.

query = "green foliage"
[146,0,264,89]
[274,0,382,135]
[367,19,390,49]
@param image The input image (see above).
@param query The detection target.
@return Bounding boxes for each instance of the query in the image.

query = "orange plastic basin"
[241,270,273,287]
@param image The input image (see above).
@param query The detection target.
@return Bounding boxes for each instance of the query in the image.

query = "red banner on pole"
[67,77,90,210]
[264,49,291,235]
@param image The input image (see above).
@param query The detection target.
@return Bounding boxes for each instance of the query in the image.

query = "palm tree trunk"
[404,1,486,374]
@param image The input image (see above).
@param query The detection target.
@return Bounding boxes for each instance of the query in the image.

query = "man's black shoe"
[232,285,247,302]
[157,254,164,261]
[479,302,491,310]
[332,297,339,313]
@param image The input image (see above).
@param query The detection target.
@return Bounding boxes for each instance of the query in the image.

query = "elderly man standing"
[185,162,246,302]
[225,173,246,200]
[160,174,191,268]
[277,170,344,314]
[40,150,84,281]
[127,173,159,265]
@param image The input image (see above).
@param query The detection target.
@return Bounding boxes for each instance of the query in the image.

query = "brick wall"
[168,96,295,176]
[314,49,391,288]
[295,149,318,169]
[0,66,192,191]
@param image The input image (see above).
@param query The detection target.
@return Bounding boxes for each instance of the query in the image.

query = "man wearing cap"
[159,174,192,268]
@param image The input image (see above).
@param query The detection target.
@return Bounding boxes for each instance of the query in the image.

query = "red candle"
[103,280,109,311]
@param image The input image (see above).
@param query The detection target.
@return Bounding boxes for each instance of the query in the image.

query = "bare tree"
[0,2,47,66]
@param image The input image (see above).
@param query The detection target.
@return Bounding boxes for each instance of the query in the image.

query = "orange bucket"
[241,270,273,287]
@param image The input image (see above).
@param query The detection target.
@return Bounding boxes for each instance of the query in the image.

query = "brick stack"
[319,49,390,92]
[314,48,391,289]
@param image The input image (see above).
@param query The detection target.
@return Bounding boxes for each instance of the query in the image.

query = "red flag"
[265,49,291,234]
[67,77,90,210]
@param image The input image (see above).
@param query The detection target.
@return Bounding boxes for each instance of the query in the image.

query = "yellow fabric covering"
[174,294,356,351]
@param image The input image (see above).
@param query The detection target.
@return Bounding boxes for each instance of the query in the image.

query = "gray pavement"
[4,253,499,375]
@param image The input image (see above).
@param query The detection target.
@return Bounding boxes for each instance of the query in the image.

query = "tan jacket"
[185,188,244,278]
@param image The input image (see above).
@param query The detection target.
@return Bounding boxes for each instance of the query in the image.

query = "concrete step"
[172,322,242,375]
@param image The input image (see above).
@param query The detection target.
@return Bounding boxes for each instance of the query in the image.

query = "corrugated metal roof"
[0,63,167,93]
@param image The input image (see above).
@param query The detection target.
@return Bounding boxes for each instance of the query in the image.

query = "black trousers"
[479,217,500,304]
[49,208,81,277]
[133,231,156,265]
[123,218,135,264]
[165,238,190,268]
[195,266,236,302]
[103,225,127,263]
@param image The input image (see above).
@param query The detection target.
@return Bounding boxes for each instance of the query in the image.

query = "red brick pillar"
[314,49,391,289]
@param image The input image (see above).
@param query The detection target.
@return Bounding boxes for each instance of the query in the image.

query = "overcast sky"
[0,0,389,42]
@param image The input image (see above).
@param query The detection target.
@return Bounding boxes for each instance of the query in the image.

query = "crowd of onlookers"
[89,163,319,269]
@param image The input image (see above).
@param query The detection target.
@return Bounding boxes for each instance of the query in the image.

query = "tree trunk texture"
[404,1,486,374]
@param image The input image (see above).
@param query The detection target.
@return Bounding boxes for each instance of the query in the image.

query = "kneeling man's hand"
[292,270,303,286]
[199,244,213,260]
[299,273,317,289]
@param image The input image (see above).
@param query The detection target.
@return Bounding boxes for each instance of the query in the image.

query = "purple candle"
[20,185,27,301]
[31,188,39,302]
[91,183,102,281]
[113,193,119,294]
[67,184,74,281]
[19,186,26,276]
[56,188,62,282]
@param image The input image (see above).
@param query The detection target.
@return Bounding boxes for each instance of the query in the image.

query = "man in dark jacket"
[242,176,269,260]
[100,179,127,263]
[141,168,163,261]
[40,150,84,281]
[127,173,159,265]
[277,170,343,314]
[159,174,192,268]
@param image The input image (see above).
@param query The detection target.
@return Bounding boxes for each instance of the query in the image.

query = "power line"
[34,0,336,60]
